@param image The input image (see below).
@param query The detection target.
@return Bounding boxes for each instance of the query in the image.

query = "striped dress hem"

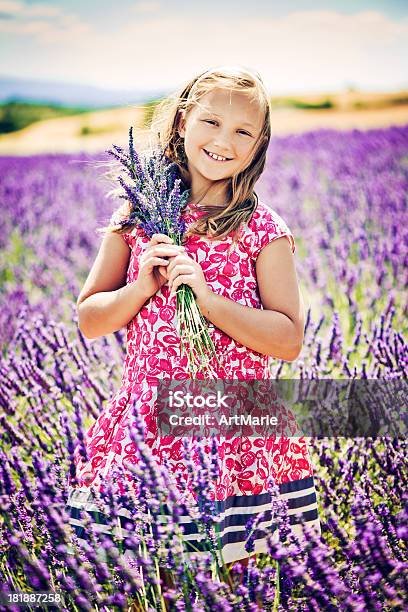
[65,475,320,566]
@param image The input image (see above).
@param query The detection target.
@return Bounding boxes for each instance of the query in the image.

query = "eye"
[203,120,252,136]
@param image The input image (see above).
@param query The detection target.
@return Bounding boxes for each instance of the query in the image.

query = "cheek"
[193,128,209,147]
[185,132,204,155]
[239,143,256,163]
[187,121,206,140]
[238,139,255,153]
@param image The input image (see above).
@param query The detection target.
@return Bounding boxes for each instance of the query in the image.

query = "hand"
[166,251,212,306]
[137,233,186,299]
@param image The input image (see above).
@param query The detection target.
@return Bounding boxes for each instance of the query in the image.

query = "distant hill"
[0,101,92,134]
[0,84,407,155]
[0,75,169,108]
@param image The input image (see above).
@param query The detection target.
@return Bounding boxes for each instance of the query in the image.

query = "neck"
[188,200,226,209]
[188,188,228,208]
[187,171,229,207]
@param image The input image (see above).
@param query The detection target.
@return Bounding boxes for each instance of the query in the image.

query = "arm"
[196,237,305,361]
[77,232,148,339]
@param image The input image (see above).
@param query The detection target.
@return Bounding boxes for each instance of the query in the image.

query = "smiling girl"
[65,65,321,595]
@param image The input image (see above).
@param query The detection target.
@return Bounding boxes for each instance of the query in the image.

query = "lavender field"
[0,125,407,610]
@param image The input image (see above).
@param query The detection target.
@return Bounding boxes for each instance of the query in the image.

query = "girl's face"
[178,88,264,204]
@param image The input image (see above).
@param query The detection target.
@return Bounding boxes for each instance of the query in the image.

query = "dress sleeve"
[109,202,135,249]
[249,205,296,259]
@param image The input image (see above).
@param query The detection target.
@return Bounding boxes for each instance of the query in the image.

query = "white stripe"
[68,500,134,519]
[280,486,316,500]
[155,501,275,523]
[289,519,322,541]
[288,502,318,516]
[181,517,276,542]
[69,506,319,552]
[69,513,281,545]
[69,517,134,538]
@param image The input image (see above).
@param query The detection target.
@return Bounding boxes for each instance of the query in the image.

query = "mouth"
[203,149,232,162]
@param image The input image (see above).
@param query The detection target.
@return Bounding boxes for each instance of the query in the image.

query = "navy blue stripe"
[67,506,134,529]
[287,492,316,510]
[289,508,319,525]
[67,505,274,534]
[158,507,318,536]
[279,476,315,494]
[213,491,271,512]
[153,477,315,515]
[65,475,317,536]
[66,487,317,534]
[71,522,280,553]
[68,504,318,544]
[70,508,319,553]
[178,511,274,535]
[67,476,315,515]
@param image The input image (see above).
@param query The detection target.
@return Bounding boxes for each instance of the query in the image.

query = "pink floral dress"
[65,199,321,565]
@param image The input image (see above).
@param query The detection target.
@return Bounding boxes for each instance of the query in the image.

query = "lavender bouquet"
[107,127,220,378]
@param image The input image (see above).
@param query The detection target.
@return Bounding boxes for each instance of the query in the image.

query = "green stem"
[272,560,280,611]
[175,285,222,377]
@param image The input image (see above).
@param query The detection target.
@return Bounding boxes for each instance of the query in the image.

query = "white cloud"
[0,0,64,18]
[0,0,90,42]
[1,8,407,92]
[0,0,23,14]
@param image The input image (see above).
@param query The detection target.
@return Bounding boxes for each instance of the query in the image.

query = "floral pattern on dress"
[72,200,313,503]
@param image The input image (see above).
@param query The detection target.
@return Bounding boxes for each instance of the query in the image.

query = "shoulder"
[242,199,296,257]
[248,200,290,232]
[108,201,138,249]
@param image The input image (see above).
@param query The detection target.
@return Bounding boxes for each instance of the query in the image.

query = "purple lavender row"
[0,124,407,608]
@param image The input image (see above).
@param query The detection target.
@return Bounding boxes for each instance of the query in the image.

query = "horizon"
[1,73,407,100]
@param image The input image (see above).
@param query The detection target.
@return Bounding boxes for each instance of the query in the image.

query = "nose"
[211,130,233,156]
[211,137,234,157]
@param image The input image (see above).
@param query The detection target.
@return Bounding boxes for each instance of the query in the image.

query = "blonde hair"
[102,64,272,243]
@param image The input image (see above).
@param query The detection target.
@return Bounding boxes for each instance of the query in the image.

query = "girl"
[65,65,321,594]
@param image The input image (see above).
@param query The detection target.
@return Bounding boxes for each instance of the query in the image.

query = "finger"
[156,245,186,255]
[166,253,190,274]
[149,233,174,246]
[170,274,194,295]
[143,256,170,270]
[149,234,186,250]
[167,264,194,287]
[167,255,193,278]
[158,265,169,279]
[149,245,186,258]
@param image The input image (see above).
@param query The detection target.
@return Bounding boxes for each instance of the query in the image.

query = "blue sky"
[1,0,407,94]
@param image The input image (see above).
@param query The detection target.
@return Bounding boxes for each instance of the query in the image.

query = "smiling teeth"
[206,150,229,161]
